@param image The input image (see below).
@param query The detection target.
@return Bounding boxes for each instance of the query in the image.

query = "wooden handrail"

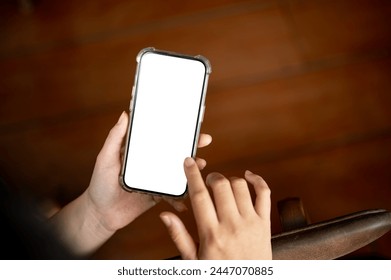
[272,209,391,259]
[168,209,391,260]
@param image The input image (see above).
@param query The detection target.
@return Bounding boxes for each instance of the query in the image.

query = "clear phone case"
[119,47,211,197]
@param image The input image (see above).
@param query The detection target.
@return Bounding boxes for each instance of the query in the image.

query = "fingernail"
[160,213,171,226]
[117,111,126,124]
[197,158,207,170]
[184,157,195,167]
[245,170,254,176]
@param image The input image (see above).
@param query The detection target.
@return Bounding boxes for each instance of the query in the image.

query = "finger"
[160,212,198,260]
[197,134,212,148]
[184,157,218,226]
[245,171,271,219]
[229,176,254,216]
[206,172,239,221]
[195,158,207,170]
[97,111,128,166]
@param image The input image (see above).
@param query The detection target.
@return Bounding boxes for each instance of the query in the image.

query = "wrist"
[81,190,117,244]
[50,191,116,257]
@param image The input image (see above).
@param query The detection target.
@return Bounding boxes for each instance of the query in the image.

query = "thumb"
[97,111,128,167]
[160,212,198,260]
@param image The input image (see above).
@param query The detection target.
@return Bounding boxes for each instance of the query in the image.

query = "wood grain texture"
[1,0,390,259]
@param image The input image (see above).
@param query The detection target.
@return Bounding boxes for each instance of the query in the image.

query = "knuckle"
[191,189,208,203]
[203,229,223,247]
[230,177,247,186]
[169,228,181,243]
[258,183,271,196]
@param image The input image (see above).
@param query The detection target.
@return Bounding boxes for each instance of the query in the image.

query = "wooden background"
[1,0,390,259]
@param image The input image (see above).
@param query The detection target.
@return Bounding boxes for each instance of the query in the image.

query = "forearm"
[49,190,115,258]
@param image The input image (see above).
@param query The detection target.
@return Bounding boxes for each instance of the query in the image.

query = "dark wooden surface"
[1,0,390,259]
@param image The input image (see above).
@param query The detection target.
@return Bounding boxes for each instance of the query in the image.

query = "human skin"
[160,157,272,260]
[50,112,212,257]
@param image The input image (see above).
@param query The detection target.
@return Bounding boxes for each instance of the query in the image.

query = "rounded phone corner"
[176,189,189,199]
[118,175,133,193]
[195,55,212,74]
[119,174,188,198]
[167,186,188,199]
[136,47,156,63]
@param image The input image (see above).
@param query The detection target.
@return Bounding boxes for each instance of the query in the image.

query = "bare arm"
[50,112,212,257]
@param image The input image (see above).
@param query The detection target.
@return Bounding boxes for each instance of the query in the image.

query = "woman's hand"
[160,157,272,260]
[50,112,212,256]
[86,111,212,231]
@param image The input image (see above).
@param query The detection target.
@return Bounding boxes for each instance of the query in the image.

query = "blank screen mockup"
[123,52,207,196]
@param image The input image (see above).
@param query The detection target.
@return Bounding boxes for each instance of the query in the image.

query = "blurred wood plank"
[1,0,391,260]
[0,2,301,127]
[199,57,391,168]
[0,111,121,200]
[2,55,390,201]
[283,0,391,61]
[262,136,391,260]
[0,0,254,56]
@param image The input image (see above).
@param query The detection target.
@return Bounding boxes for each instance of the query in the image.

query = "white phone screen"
[122,51,208,196]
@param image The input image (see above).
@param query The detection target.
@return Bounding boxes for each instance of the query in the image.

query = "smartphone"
[120,48,211,197]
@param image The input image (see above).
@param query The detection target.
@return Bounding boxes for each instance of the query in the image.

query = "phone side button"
[200,106,206,122]
[129,85,137,110]
[129,98,134,110]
